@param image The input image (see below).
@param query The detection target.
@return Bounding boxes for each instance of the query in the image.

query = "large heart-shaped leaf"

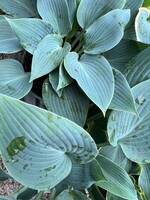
[0,59,32,99]
[104,39,141,72]
[30,34,71,81]
[64,52,114,115]
[139,164,150,199]
[84,9,130,54]
[42,79,89,127]
[107,80,150,164]
[58,159,106,190]
[55,189,91,200]
[6,18,54,54]
[77,0,126,29]
[0,0,39,18]
[0,94,98,190]
[123,46,150,87]
[0,18,22,53]
[37,0,74,36]
[96,155,137,200]
[109,68,137,114]
[135,8,150,44]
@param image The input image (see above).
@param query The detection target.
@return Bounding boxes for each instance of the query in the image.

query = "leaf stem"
[49,187,56,200]
[71,29,85,50]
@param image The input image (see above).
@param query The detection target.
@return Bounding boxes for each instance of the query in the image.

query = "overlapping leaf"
[6,18,54,54]
[124,0,143,25]
[108,80,150,164]
[57,63,73,90]
[0,18,22,53]
[139,164,150,199]
[84,9,130,54]
[30,34,71,81]
[37,0,75,36]
[55,189,91,200]
[0,94,98,190]
[135,8,150,44]
[99,145,131,172]
[58,159,106,190]
[0,0,39,18]
[109,68,137,114]
[0,59,32,99]
[107,193,127,200]
[123,46,150,87]
[64,52,114,115]
[96,155,137,200]
[104,39,141,72]
[77,0,126,29]
[42,79,89,127]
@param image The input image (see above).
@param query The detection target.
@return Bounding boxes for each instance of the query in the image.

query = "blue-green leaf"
[0,19,22,53]
[139,164,150,199]
[107,193,127,200]
[30,34,71,81]
[55,189,91,200]
[42,79,89,127]
[64,52,114,115]
[58,159,106,190]
[0,59,32,99]
[104,39,141,72]
[124,0,143,25]
[0,94,98,190]
[37,0,73,36]
[109,68,137,114]
[57,63,73,90]
[123,46,150,87]
[66,0,77,26]
[108,80,150,164]
[135,8,150,44]
[6,18,54,54]
[0,0,39,18]
[84,9,130,54]
[77,0,126,29]
[96,155,137,200]
[99,145,132,172]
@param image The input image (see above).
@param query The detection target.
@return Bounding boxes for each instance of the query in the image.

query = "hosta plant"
[0,0,150,199]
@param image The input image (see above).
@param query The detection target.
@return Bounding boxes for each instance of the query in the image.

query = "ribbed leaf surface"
[108,80,150,164]
[104,39,140,72]
[109,68,137,114]
[124,0,143,25]
[96,155,137,200]
[139,164,150,199]
[42,79,89,127]
[57,63,73,90]
[0,0,38,18]
[55,189,91,200]
[77,0,126,29]
[99,145,131,172]
[123,46,150,87]
[64,52,114,115]
[84,9,130,54]
[30,34,71,81]
[135,8,150,44]
[0,19,22,53]
[37,0,73,36]
[0,94,98,190]
[6,18,54,54]
[0,59,32,99]
[58,159,106,190]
